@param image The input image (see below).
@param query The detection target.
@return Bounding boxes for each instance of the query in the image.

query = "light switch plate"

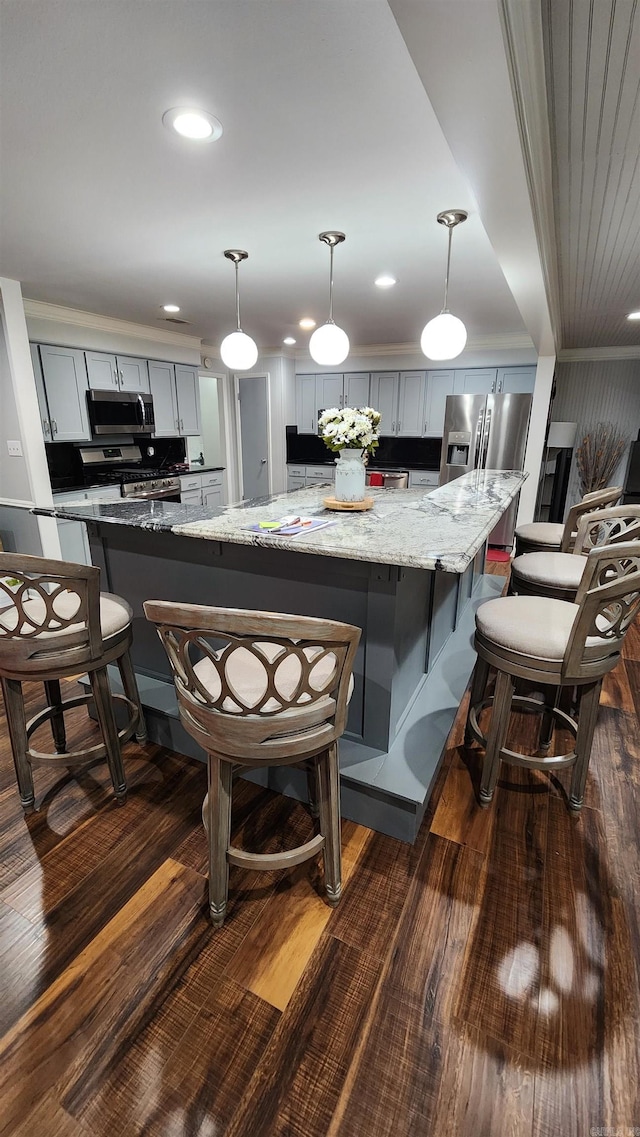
[7,440,23,457]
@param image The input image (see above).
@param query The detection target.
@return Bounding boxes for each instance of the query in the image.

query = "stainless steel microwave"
[87,390,155,435]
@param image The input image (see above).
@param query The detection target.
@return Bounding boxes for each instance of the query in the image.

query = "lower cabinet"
[203,487,223,509]
[180,470,225,507]
[57,518,91,565]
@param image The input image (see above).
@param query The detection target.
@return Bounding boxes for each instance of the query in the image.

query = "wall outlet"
[7,440,23,457]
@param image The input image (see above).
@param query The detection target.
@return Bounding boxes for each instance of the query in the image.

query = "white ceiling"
[0,0,528,348]
[4,0,636,356]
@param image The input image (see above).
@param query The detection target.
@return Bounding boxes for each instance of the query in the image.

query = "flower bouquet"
[318,406,381,455]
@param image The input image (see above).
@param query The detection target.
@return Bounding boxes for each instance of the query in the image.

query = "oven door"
[88,390,155,435]
[125,485,181,503]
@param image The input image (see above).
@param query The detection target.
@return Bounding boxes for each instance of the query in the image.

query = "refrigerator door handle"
[481,406,492,468]
[474,409,485,469]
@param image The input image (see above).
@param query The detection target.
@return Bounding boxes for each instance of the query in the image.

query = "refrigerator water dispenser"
[446,431,471,467]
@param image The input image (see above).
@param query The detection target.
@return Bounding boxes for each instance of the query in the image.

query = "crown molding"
[23,299,203,351]
[557,345,640,362]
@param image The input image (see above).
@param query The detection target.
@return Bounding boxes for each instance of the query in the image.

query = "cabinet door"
[86,351,118,391]
[175,366,201,435]
[117,356,150,393]
[295,375,317,434]
[181,489,203,505]
[57,519,91,566]
[369,373,399,435]
[203,487,223,509]
[287,474,306,492]
[316,373,344,416]
[30,344,52,441]
[148,361,178,436]
[397,372,426,436]
[344,372,370,408]
[423,370,455,436]
[39,345,91,442]
[453,368,497,395]
[497,367,536,394]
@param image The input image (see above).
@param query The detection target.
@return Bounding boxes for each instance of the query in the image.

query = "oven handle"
[126,486,180,501]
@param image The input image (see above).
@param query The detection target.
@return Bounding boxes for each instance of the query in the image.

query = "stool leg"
[306,757,319,819]
[569,680,601,813]
[317,744,342,906]
[465,657,490,744]
[1,678,35,811]
[89,667,127,804]
[539,685,561,752]
[44,679,67,754]
[116,650,147,744]
[479,669,513,807]
[207,754,233,928]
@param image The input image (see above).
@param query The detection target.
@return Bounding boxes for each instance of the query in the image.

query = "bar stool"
[0,553,146,811]
[144,601,360,927]
[510,505,640,601]
[465,540,640,811]
[513,485,622,556]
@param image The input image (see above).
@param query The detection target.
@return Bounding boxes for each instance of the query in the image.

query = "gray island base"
[36,470,526,842]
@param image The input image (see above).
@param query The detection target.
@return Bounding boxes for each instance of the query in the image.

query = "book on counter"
[242,515,335,537]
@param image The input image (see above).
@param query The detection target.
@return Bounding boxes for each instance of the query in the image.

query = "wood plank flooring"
[1,569,639,1135]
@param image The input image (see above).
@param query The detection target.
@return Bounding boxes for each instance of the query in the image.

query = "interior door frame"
[233,371,272,500]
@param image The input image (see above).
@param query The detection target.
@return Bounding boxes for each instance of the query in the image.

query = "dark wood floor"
[1,565,639,1136]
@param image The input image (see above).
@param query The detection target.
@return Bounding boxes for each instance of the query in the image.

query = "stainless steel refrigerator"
[439,392,532,546]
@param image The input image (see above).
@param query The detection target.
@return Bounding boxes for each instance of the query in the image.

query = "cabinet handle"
[113,370,118,386]
[51,419,58,436]
[43,419,50,436]
[396,420,401,433]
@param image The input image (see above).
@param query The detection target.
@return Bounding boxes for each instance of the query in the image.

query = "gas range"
[78,445,184,501]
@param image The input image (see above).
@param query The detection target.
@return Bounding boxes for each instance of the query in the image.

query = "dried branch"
[575,422,628,496]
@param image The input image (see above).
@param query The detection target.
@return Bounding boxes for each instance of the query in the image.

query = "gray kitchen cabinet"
[316,373,344,416]
[497,366,536,394]
[287,473,306,492]
[295,375,317,434]
[423,370,455,436]
[148,360,179,436]
[38,344,91,442]
[344,372,370,408]
[181,489,203,505]
[369,372,399,436]
[408,469,439,488]
[397,372,426,436]
[57,517,91,565]
[203,487,223,509]
[453,368,497,395]
[30,344,52,441]
[86,352,149,393]
[175,365,201,435]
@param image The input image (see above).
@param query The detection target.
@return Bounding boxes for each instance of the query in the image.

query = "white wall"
[552,359,640,511]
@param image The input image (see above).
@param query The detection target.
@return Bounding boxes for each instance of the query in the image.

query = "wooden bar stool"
[144,601,360,928]
[510,505,640,601]
[465,540,640,812]
[513,485,622,556]
[0,552,146,812]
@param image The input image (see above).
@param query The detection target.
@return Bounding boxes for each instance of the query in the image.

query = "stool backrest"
[561,486,623,552]
[573,505,640,555]
[0,552,102,672]
[563,540,640,680]
[144,601,361,763]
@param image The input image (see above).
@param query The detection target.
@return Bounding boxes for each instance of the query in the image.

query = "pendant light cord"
[328,244,335,323]
[235,260,242,331]
[442,224,453,313]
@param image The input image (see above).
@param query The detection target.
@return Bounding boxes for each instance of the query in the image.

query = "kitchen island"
[35,470,526,840]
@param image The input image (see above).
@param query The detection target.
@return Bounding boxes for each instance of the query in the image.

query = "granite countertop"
[34,470,527,573]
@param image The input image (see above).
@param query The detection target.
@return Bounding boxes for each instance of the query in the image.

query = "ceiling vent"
[160,316,191,325]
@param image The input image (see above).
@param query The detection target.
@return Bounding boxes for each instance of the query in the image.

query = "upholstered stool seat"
[513,485,622,556]
[466,540,640,812]
[145,601,360,928]
[514,521,564,551]
[0,554,146,812]
[509,552,587,599]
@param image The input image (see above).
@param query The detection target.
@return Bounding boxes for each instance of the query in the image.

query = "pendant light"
[309,231,350,366]
[420,209,468,361]
[220,250,258,371]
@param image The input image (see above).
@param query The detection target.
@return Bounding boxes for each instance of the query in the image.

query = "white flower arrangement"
[318,406,382,454]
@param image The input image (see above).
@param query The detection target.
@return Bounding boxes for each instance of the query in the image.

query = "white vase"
[334,448,366,502]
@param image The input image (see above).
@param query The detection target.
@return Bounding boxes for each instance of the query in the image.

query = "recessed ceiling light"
[627,311,640,320]
[375,275,396,288]
[283,336,296,345]
[162,107,223,142]
[299,317,316,330]
[162,304,180,313]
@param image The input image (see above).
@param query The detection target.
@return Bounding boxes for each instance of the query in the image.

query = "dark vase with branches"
[575,422,628,496]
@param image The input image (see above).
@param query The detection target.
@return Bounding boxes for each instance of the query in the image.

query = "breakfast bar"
[36,469,526,840]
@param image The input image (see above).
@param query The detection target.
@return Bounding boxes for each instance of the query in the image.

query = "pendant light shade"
[309,231,350,367]
[421,209,468,362]
[220,250,258,371]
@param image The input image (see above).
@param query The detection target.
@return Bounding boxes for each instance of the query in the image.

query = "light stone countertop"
[172,469,527,573]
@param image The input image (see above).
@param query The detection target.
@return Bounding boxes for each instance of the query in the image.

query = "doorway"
[236,374,270,500]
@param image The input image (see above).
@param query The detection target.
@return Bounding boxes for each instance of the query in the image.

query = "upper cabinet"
[294,372,372,433]
[496,367,536,394]
[295,374,317,434]
[148,360,179,436]
[174,365,201,435]
[397,372,426,436]
[37,345,91,442]
[344,372,370,407]
[453,368,497,395]
[369,373,399,436]
[423,370,456,436]
[316,373,344,415]
[86,352,150,393]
